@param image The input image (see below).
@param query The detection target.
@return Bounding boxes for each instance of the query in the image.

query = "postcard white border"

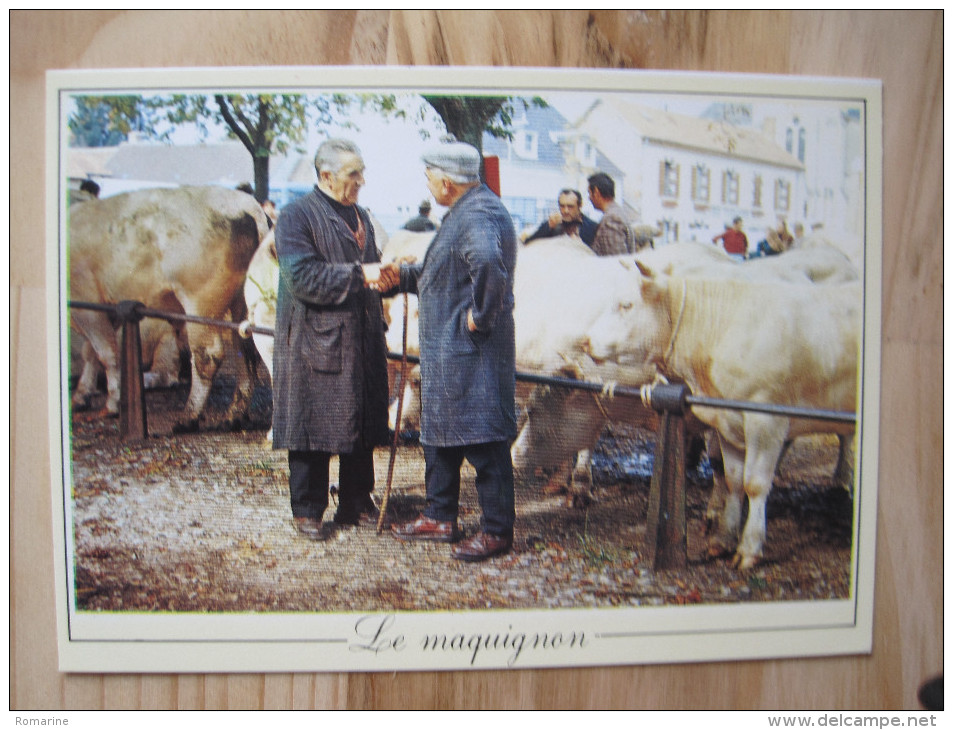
[47,65,883,673]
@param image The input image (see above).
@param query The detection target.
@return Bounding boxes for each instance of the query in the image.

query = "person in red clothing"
[713,216,749,261]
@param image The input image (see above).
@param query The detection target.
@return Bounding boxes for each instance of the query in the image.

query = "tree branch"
[215,95,256,154]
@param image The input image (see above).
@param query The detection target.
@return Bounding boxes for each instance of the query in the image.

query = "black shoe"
[336,495,381,528]
[294,517,331,541]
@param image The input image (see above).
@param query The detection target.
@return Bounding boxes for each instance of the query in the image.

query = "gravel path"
[69,381,853,614]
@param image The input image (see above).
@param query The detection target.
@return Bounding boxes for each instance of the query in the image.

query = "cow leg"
[703,432,728,531]
[141,324,182,390]
[734,416,789,570]
[252,330,274,385]
[177,322,225,431]
[388,368,421,434]
[70,313,121,416]
[72,339,103,410]
[834,432,856,495]
[567,449,595,507]
[222,329,256,427]
[706,438,746,559]
[222,293,257,428]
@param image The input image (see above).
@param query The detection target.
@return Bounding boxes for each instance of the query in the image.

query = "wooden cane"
[377,291,409,534]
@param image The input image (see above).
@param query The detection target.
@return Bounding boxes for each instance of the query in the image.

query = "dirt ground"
[68,377,854,613]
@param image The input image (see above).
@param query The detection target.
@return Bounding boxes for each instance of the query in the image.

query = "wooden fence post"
[645,383,690,570]
[116,300,147,441]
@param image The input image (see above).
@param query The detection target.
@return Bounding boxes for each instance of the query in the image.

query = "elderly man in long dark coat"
[389,140,519,562]
[272,138,392,541]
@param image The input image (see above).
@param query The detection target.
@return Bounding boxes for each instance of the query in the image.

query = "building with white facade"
[568,97,806,246]
[753,103,865,241]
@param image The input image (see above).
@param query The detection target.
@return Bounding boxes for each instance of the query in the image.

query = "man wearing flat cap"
[389,140,519,562]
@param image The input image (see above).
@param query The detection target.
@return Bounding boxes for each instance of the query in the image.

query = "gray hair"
[314,138,363,175]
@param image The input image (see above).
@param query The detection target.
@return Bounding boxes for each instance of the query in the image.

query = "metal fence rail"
[67,298,857,571]
[69,299,856,425]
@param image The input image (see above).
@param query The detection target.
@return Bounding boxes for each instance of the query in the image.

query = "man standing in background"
[587,172,635,256]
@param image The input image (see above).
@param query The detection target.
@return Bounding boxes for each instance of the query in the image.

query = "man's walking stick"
[377,291,409,534]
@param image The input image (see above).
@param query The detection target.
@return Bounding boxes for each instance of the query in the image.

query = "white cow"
[745,242,859,284]
[242,228,279,384]
[69,185,269,431]
[578,263,860,569]
[511,239,859,505]
[512,240,744,503]
[380,230,433,432]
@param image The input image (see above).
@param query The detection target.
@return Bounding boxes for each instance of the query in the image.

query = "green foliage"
[67,97,131,146]
[68,95,169,145]
[66,91,548,195]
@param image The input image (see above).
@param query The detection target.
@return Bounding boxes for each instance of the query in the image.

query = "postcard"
[47,65,882,672]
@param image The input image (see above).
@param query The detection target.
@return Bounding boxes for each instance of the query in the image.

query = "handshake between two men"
[362,260,406,292]
[361,256,477,333]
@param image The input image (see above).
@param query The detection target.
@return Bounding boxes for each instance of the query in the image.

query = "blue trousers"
[422,441,515,538]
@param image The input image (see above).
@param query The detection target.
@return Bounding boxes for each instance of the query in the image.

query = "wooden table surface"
[10,10,942,710]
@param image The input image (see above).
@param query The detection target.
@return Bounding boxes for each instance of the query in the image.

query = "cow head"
[576,261,669,386]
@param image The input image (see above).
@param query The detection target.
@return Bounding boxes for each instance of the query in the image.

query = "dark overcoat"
[271,187,390,453]
[399,184,518,447]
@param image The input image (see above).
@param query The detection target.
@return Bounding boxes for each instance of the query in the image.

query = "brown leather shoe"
[391,514,461,543]
[451,531,513,562]
[294,517,330,541]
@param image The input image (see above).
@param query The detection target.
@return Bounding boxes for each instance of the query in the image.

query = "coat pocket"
[303,320,343,373]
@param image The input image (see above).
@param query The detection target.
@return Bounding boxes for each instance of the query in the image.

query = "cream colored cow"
[69,185,269,431]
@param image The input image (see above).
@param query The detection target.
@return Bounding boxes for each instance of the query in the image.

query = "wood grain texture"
[10,9,942,710]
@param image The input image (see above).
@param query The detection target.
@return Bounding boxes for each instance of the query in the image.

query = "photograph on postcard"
[47,66,882,673]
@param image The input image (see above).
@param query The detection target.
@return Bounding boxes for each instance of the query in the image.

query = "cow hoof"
[172,418,201,434]
[216,417,247,433]
[570,492,593,509]
[731,553,760,571]
[706,538,734,560]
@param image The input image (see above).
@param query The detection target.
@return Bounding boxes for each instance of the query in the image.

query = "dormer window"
[575,138,597,167]
[514,130,538,159]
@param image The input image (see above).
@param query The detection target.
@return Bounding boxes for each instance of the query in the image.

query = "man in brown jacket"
[587,172,635,256]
